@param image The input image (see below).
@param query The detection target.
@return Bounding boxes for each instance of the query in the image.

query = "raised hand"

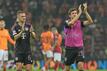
[78,4,82,14]
[83,3,88,13]
[30,25,34,32]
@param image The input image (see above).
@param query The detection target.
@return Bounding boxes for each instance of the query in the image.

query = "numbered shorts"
[64,47,84,65]
[0,50,8,61]
[15,53,33,65]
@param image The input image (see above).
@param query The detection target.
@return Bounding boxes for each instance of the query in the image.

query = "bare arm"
[31,32,36,39]
[14,31,23,40]
[7,31,15,45]
[14,23,24,40]
[83,3,93,25]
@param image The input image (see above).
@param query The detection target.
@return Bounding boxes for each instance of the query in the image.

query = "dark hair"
[43,24,50,31]
[17,10,26,15]
[68,8,77,15]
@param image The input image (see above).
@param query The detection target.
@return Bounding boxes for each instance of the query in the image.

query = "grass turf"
[1,69,107,71]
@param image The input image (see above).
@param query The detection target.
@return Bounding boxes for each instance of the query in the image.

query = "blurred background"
[0,0,107,70]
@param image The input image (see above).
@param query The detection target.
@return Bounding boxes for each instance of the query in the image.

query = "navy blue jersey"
[12,22,32,53]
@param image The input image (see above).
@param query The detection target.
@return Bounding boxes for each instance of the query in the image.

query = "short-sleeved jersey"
[41,31,53,52]
[12,23,31,53]
[64,20,84,48]
[0,29,15,50]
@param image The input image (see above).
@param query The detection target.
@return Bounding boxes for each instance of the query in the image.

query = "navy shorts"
[64,47,84,65]
[15,53,33,65]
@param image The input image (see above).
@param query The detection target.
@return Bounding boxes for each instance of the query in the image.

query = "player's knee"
[16,67,22,71]
[17,70,22,71]
[26,69,31,71]
[26,67,32,71]
[77,62,84,69]
[64,65,70,71]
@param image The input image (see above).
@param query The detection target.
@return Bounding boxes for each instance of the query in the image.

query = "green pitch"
[2,69,107,71]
